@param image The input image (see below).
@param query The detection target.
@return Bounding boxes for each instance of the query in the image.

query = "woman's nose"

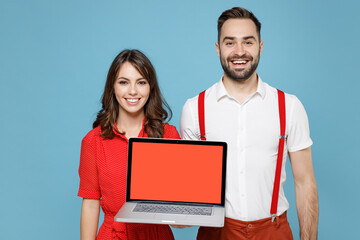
[128,84,137,95]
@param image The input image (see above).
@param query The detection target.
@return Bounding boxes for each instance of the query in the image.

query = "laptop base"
[115,202,225,227]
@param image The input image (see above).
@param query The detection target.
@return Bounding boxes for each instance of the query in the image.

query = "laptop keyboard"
[133,204,212,216]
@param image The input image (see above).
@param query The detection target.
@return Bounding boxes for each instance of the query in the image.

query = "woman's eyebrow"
[117,77,129,80]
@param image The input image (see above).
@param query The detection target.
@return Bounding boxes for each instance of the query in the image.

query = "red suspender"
[270,89,286,221]
[197,89,286,222]
[198,90,207,140]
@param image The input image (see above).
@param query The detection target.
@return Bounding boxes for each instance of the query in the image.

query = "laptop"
[114,137,227,227]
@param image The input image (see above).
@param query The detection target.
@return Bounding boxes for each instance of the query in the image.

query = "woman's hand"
[170,225,192,228]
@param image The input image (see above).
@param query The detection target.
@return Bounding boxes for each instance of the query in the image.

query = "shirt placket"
[238,103,248,219]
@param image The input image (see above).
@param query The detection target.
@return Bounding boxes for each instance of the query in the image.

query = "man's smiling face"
[216,18,263,82]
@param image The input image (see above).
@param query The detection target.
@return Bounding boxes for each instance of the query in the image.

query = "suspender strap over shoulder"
[197,89,286,222]
[270,89,286,222]
[198,90,206,140]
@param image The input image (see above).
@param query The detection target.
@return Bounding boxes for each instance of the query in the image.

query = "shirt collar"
[215,77,228,101]
[256,76,266,99]
[215,75,266,101]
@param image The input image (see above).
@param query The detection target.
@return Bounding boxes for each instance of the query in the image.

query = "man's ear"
[215,42,220,57]
[259,40,263,56]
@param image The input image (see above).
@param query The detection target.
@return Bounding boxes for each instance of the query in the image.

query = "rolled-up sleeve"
[287,95,313,153]
[78,133,101,199]
[163,124,181,139]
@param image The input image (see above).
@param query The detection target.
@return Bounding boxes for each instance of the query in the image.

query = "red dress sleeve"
[77,130,101,199]
[163,124,180,139]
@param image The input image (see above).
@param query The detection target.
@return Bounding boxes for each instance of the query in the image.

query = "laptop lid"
[126,138,227,207]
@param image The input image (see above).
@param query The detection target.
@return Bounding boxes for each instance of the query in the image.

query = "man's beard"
[220,51,260,82]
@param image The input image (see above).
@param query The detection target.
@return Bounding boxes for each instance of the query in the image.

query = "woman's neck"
[116,111,145,139]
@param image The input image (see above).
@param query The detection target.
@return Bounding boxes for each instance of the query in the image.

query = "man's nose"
[234,43,245,55]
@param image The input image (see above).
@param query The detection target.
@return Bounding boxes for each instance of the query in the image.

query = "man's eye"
[245,41,253,45]
[225,42,233,46]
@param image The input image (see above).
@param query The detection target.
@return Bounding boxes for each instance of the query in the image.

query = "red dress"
[78,123,180,240]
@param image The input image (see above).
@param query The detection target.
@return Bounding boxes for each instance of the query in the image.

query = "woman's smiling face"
[114,61,150,117]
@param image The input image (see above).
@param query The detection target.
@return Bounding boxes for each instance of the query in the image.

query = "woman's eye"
[138,81,148,85]
[119,81,128,85]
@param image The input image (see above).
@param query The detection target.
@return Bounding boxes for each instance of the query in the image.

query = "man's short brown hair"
[217,7,261,42]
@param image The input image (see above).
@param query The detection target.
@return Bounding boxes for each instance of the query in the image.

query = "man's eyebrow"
[243,36,256,40]
[222,36,257,42]
[222,36,235,42]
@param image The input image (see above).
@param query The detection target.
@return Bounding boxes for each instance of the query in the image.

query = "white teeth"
[127,98,139,103]
[233,60,247,64]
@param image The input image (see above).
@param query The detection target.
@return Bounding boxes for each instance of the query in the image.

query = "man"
[180,7,318,240]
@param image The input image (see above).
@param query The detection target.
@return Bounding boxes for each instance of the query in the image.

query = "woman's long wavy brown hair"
[93,49,172,139]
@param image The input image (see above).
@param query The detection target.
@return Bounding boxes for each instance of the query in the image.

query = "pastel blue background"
[1,0,359,239]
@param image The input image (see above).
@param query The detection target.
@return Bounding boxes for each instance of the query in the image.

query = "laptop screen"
[127,138,227,206]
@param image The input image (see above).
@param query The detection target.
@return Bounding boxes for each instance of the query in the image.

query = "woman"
[78,49,179,240]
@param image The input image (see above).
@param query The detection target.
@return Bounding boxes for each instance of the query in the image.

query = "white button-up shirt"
[180,77,313,221]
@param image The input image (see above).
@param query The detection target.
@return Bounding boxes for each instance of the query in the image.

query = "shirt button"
[240,148,244,152]
[240,170,244,174]
[241,194,245,197]
[248,224,252,228]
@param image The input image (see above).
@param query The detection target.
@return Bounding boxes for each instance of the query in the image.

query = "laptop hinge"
[132,201,219,207]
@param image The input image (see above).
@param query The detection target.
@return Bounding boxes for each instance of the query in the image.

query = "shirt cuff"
[287,139,313,153]
[77,189,101,199]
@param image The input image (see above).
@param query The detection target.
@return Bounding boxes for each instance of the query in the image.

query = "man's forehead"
[220,18,259,41]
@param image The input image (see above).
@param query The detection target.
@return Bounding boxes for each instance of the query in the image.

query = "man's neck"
[222,72,258,103]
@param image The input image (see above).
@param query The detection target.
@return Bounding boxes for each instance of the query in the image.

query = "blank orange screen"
[130,142,223,204]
